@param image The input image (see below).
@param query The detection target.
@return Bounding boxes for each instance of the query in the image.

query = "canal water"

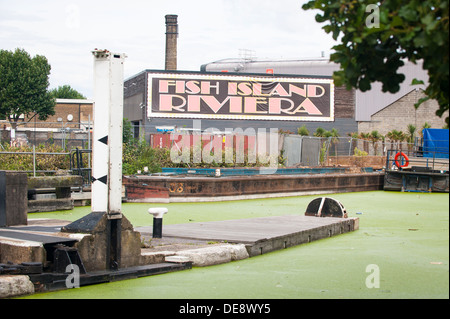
[22,191,449,299]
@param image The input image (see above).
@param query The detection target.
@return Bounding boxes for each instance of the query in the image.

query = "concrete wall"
[0,171,28,227]
[62,212,144,272]
[124,172,385,201]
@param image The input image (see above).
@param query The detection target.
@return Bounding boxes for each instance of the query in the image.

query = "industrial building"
[123,14,447,143]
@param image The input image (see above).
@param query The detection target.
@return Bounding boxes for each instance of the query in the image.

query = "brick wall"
[358,89,448,135]
[2,100,94,130]
[335,86,355,119]
[0,100,93,146]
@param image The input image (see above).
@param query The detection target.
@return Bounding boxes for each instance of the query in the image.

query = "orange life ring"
[395,152,409,168]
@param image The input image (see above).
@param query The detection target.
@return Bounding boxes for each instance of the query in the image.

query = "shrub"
[354,147,368,156]
[122,139,167,175]
[0,143,70,174]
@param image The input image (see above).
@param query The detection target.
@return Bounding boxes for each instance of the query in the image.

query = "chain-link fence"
[282,135,419,167]
[3,120,443,174]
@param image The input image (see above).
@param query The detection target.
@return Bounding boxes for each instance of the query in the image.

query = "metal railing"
[0,146,70,176]
[385,149,449,172]
[70,148,92,185]
[0,147,92,184]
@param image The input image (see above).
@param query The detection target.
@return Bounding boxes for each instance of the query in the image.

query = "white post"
[33,145,36,177]
[91,49,126,219]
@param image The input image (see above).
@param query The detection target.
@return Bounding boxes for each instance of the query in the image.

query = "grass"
[23,191,449,299]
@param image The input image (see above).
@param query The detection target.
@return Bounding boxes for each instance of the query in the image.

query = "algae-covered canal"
[21,191,449,299]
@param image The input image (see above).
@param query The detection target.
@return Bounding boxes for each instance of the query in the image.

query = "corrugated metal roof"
[201,59,429,121]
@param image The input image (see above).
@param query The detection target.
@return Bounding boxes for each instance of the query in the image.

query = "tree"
[406,124,416,144]
[313,127,327,137]
[328,128,340,139]
[302,0,449,125]
[406,124,416,153]
[123,118,135,145]
[314,127,340,157]
[297,125,310,136]
[420,122,432,138]
[49,85,86,99]
[358,132,371,153]
[327,128,340,156]
[0,48,55,133]
[369,130,382,155]
[386,129,406,150]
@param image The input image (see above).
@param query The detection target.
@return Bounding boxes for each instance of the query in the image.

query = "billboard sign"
[147,71,334,122]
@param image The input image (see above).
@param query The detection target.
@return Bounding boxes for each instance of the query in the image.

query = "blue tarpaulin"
[422,128,449,159]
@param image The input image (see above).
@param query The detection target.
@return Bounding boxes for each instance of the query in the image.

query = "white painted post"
[91,49,126,219]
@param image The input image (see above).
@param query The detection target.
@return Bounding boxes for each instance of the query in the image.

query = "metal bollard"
[148,207,168,238]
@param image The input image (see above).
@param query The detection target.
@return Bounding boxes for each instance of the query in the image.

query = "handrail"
[385,149,449,172]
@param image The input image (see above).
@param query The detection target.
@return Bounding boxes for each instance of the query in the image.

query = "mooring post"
[148,208,168,238]
[92,49,126,270]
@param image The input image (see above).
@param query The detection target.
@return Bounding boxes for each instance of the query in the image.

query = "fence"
[152,133,404,167]
[1,121,92,150]
[2,124,445,178]
[385,149,449,172]
[0,147,70,176]
[0,147,90,183]
[281,135,422,167]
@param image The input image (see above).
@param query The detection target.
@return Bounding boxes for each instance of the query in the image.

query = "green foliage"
[123,136,286,175]
[319,141,328,165]
[297,125,310,136]
[0,48,55,126]
[369,130,382,141]
[122,118,135,145]
[2,135,285,176]
[313,127,340,138]
[0,143,69,173]
[328,128,340,139]
[302,0,449,124]
[313,127,327,137]
[49,85,86,99]
[406,124,417,143]
[386,129,406,142]
[354,147,368,156]
[122,139,169,175]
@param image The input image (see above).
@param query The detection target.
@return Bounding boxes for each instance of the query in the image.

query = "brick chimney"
[165,14,178,71]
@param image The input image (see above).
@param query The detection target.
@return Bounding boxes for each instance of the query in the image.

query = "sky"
[0,0,337,99]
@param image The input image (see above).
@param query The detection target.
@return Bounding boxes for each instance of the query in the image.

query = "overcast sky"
[0,0,337,98]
